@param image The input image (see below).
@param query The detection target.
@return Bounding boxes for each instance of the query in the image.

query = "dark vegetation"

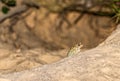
[0,0,120,23]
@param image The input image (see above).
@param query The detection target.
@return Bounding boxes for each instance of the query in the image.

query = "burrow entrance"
[0,6,116,74]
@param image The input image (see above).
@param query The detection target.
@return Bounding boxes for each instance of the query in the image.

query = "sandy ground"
[0,0,116,74]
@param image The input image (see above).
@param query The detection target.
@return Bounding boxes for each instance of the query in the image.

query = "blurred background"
[0,0,119,74]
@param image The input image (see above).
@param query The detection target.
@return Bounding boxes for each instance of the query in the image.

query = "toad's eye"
[78,43,80,46]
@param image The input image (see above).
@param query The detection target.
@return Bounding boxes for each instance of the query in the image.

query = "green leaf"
[2,6,10,14]
[1,0,16,7]
[6,0,16,7]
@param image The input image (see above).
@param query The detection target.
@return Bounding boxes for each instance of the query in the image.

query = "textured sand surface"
[0,25,120,81]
